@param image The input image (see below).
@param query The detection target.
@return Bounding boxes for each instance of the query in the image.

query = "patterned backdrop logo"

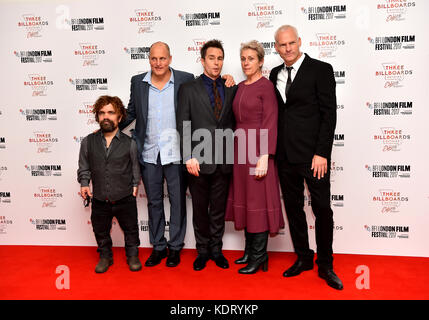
[78,102,97,127]
[29,131,59,153]
[178,12,220,26]
[373,127,410,152]
[18,14,48,38]
[20,108,57,121]
[365,164,411,178]
[248,3,283,28]
[376,63,412,88]
[0,192,11,204]
[24,74,54,96]
[0,137,6,150]
[366,101,413,116]
[259,41,278,56]
[330,160,344,183]
[301,4,346,20]
[30,218,66,230]
[373,189,408,213]
[67,17,104,31]
[0,216,13,234]
[25,165,62,177]
[334,70,345,84]
[368,35,415,50]
[14,50,52,63]
[69,77,108,91]
[124,46,150,60]
[377,0,416,22]
[333,133,344,147]
[130,9,161,33]
[187,39,206,63]
[365,225,409,239]
[75,43,105,66]
[309,33,345,59]
[33,187,63,208]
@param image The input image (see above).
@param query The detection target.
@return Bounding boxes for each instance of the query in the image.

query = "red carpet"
[0,245,428,300]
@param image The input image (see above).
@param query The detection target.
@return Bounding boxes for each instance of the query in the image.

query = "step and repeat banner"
[1,0,428,257]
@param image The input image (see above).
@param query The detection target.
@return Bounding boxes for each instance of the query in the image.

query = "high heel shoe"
[237,231,269,274]
[238,257,268,274]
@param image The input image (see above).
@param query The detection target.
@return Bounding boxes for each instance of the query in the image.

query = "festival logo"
[0,137,5,150]
[14,50,52,63]
[20,108,57,121]
[309,33,345,59]
[334,70,345,84]
[301,4,346,20]
[373,189,408,213]
[365,164,411,178]
[373,127,410,152]
[368,35,415,50]
[259,41,278,56]
[78,102,98,127]
[130,9,161,33]
[366,101,413,116]
[24,74,54,96]
[25,165,62,177]
[18,14,48,38]
[29,131,59,153]
[365,225,409,239]
[333,133,344,147]
[331,194,344,207]
[124,46,151,60]
[30,218,66,230]
[68,17,104,31]
[377,0,416,22]
[0,192,11,204]
[69,77,108,91]
[248,3,283,29]
[75,43,105,66]
[178,11,221,27]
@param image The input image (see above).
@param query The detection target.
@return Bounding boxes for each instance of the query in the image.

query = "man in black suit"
[177,40,236,271]
[120,42,194,268]
[269,25,343,290]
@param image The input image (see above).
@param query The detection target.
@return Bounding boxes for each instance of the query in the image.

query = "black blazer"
[176,76,237,175]
[269,53,337,164]
[119,68,195,164]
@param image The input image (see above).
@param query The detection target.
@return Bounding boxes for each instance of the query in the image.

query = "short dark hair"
[200,39,224,59]
[93,95,126,122]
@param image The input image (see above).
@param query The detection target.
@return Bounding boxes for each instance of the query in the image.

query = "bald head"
[149,41,171,57]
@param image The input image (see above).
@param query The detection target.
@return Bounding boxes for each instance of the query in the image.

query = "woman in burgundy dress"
[226,41,284,274]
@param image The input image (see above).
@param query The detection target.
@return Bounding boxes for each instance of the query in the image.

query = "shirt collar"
[201,73,222,86]
[143,68,175,85]
[284,52,305,71]
[97,129,121,140]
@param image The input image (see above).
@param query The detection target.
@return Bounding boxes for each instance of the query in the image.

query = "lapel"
[140,73,149,125]
[196,77,218,123]
[287,53,310,97]
[172,68,180,112]
[218,80,229,121]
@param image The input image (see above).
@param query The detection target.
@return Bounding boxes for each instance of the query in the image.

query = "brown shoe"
[95,257,113,273]
[127,255,142,272]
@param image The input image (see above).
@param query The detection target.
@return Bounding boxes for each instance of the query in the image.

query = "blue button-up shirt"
[200,73,225,108]
[142,69,180,165]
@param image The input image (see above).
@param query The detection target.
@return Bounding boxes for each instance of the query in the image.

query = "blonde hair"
[240,40,265,62]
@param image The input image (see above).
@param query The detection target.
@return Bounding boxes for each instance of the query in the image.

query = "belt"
[93,194,134,205]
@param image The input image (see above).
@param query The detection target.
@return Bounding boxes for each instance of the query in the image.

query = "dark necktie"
[212,80,222,120]
[285,66,293,98]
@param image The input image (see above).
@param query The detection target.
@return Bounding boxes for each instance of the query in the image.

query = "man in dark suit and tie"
[120,42,194,268]
[177,40,237,271]
[269,25,343,290]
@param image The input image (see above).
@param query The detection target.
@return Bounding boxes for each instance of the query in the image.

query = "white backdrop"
[1,0,428,257]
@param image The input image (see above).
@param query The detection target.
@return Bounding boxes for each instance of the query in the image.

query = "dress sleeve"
[260,80,278,156]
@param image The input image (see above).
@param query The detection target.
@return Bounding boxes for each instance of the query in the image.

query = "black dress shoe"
[193,255,209,271]
[318,268,344,290]
[144,248,167,267]
[211,253,229,269]
[283,259,314,277]
[166,250,181,267]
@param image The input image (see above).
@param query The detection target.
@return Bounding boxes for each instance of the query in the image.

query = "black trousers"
[91,195,140,258]
[188,167,231,256]
[277,159,334,269]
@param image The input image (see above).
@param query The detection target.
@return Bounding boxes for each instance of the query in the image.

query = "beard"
[99,119,117,132]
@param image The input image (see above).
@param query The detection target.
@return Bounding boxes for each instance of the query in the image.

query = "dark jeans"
[188,166,231,256]
[91,195,140,258]
[277,159,334,269]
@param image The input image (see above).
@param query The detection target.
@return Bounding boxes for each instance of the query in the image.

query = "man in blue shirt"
[120,42,194,267]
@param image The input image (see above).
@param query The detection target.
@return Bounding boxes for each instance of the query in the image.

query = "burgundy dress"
[225,77,284,234]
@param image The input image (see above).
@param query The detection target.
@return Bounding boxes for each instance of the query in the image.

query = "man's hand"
[311,155,328,179]
[222,74,236,87]
[255,154,269,179]
[133,186,138,197]
[80,186,92,199]
[186,158,200,177]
